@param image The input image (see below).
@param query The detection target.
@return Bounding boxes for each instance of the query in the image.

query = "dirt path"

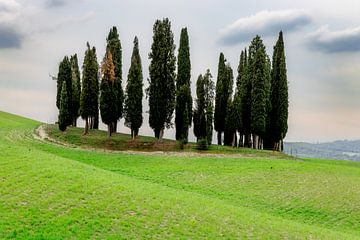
[33,125,74,147]
[33,124,285,159]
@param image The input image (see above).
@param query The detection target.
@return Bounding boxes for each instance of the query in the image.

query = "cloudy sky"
[0,0,359,142]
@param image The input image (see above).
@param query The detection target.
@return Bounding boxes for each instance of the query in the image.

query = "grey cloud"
[45,0,68,8]
[0,24,22,48]
[308,26,360,53]
[219,9,312,45]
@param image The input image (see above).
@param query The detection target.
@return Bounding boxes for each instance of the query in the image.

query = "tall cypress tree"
[56,56,72,112]
[58,81,71,131]
[203,69,215,145]
[214,54,233,145]
[270,31,288,151]
[80,43,99,134]
[214,53,226,145]
[234,50,245,147]
[106,26,123,132]
[249,35,268,149]
[223,64,235,146]
[91,46,100,130]
[124,36,143,139]
[70,54,81,127]
[100,51,117,137]
[194,70,215,144]
[193,74,206,141]
[175,27,192,143]
[148,18,176,139]
[239,49,252,147]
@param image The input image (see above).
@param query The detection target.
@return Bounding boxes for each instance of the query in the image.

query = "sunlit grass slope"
[1,111,360,239]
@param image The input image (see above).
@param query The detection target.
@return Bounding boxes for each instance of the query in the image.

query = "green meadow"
[1,111,360,239]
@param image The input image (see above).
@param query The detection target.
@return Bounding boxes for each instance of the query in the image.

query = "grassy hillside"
[45,124,285,157]
[1,111,360,239]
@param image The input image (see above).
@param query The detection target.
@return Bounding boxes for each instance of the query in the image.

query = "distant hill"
[284,140,360,161]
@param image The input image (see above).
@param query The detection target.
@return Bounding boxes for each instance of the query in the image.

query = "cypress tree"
[148,18,176,139]
[193,70,215,144]
[124,36,143,139]
[263,55,272,149]
[214,56,233,146]
[56,56,72,112]
[239,49,252,147]
[70,54,81,127]
[58,81,71,131]
[100,51,117,137]
[270,31,288,151]
[234,50,245,147]
[223,64,235,146]
[90,46,99,130]
[80,43,99,134]
[203,69,215,145]
[106,26,123,132]
[56,56,71,109]
[214,53,225,145]
[193,74,206,141]
[175,27,192,143]
[249,35,268,149]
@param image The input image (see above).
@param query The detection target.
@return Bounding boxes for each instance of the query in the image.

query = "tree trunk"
[84,117,89,135]
[89,117,93,130]
[232,133,236,147]
[217,131,222,145]
[134,129,139,138]
[107,124,112,138]
[253,134,259,149]
[113,121,117,133]
[154,129,160,139]
[159,128,164,140]
[72,118,77,127]
[238,133,243,147]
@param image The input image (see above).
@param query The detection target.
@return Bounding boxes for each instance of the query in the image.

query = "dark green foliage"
[224,100,238,146]
[175,27,192,142]
[249,36,268,141]
[106,26,123,131]
[58,81,71,131]
[70,54,81,126]
[238,49,252,147]
[100,82,117,126]
[100,51,117,137]
[193,70,215,144]
[124,36,143,139]
[214,53,225,142]
[56,56,72,111]
[214,53,233,145]
[269,31,289,150]
[234,51,245,136]
[148,18,176,139]
[80,43,99,134]
[203,70,215,145]
[196,138,208,150]
[193,75,206,140]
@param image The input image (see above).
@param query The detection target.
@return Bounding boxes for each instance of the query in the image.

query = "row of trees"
[56,18,288,151]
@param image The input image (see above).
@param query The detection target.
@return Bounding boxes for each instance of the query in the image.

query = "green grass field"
[1,111,360,239]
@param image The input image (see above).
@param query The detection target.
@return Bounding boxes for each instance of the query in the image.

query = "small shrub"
[196,138,208,150]
[178,139,186,150]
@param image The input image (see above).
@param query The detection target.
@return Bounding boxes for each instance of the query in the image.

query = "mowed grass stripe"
[31,138,360,237]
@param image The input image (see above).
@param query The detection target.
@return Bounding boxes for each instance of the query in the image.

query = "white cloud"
[307,25,360,52]
[219,9,312,45]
